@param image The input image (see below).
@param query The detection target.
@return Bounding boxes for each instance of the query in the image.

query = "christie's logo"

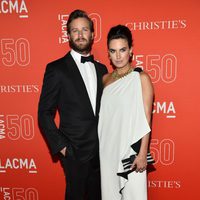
[0,0,28,18]
[153,101,176,118]
[0,187,39,199]
[148,180,181,189]
[0,85,39,93]
[126,19,186,31]
[58,13,102,44]
[0,158,37,173]
[0,114,35,140]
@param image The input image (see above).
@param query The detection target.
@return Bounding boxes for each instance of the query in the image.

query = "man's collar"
[71,49,90,63]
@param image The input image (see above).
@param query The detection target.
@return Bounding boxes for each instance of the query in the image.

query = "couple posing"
[38,9,154,200]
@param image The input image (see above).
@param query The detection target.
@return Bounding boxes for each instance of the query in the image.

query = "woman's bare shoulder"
[139,71,152,84]
[139,71,154,93]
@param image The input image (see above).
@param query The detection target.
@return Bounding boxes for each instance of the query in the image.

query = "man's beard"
[69,37,93,54]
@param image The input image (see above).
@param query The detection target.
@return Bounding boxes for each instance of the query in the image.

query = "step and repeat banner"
[0,0,199,199]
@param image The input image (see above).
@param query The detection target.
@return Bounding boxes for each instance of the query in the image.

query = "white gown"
[98,71,151,200]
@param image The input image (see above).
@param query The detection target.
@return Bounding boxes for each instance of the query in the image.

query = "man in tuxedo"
[38,9,107,200]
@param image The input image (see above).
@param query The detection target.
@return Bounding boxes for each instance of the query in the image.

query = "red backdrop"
[1,0,200,199]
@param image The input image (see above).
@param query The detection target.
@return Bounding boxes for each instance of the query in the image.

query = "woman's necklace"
[111,66,133,80]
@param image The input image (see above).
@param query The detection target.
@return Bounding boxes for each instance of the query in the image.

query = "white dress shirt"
[70,50,97,115]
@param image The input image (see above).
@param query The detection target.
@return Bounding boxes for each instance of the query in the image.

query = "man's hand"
[60,147,67,157]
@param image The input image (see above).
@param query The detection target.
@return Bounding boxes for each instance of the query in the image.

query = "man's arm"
[38,64,66,155]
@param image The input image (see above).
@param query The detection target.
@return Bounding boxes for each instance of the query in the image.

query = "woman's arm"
[131,72,154,172]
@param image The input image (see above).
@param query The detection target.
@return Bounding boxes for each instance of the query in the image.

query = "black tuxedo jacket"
[38,52,107,162]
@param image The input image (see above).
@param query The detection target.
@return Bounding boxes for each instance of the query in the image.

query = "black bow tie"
[81,55,94,63]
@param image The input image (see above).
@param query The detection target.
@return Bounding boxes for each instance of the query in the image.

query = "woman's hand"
[131,154,147,173]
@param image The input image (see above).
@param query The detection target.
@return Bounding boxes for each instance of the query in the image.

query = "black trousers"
[60,154,101,200]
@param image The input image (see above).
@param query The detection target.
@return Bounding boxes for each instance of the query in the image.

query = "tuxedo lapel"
[64,53,94,116]
[94,62,103,116]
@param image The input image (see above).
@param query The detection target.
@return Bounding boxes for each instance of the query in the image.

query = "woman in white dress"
[98,25,155,200]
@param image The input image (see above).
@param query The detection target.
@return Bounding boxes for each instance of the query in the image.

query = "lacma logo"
[0,158,37,173]
[0,115,5,140]
[0,0,28,18]
[0,187,39,199]
[153,101,176,118]
[0,114,35,141]
[58,13,102,44]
